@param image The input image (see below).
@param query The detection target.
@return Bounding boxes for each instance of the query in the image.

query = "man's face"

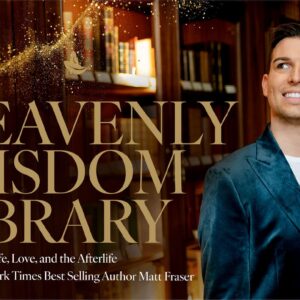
[262,37,300,123]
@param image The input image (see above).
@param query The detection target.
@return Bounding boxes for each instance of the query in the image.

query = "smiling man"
[199,23,300,299]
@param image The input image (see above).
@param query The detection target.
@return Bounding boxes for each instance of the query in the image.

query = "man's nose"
[289,64,300,84]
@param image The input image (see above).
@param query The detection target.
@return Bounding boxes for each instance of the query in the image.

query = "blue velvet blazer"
[199,126,300,299]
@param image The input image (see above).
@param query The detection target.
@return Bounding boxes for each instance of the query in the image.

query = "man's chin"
[277,114,300,125]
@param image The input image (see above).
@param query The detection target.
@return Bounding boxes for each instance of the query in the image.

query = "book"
[188,107,203,157]
[182,49,190,81]
[118,42,126,73]
[63,11,74,60]
[123,42,130,74]
[210,42,218,92]
[113,26,119,73]
[128,36,138,74]
[82,17,94,69]
[135,38,155,77]
[217,42,223,93]
[104,7,114,73]
[93,13,101,71]
[220,43,235,92]
[118,42,129,74]
[188,50,196,82]
[200,49,210,84]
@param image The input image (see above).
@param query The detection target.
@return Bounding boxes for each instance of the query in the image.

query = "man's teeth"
[285,92,300,98]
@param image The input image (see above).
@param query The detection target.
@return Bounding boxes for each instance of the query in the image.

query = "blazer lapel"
[248,126,300,232]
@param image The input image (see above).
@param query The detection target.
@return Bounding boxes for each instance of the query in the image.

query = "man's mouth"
[283,92,300,98]
[282,92,300,103]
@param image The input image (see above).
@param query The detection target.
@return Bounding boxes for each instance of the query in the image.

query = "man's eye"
[277,63,290,70]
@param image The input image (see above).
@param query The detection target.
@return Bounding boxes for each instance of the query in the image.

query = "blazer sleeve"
[198,167,250,299]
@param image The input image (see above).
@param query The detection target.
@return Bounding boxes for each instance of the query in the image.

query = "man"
[199,23,300,299]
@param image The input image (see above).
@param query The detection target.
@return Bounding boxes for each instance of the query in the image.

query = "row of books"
[187,106,236,161]
[80,108,229,172]
[118,117,159,162]
[84,114,160,174]
[63,7,155,77]
[66,105,231,174]
[66,71,156,90]
[181,43,236,94]
[188,107,219,158]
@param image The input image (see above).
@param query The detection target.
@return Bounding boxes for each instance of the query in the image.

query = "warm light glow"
[135,39,153,77]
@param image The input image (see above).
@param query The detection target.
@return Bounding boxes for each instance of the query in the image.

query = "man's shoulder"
[209,142,256,174]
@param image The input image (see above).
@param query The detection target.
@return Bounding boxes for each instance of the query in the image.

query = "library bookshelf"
[1,0,300,299]
[62,0,168,299]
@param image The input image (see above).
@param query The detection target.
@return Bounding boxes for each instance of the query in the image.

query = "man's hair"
[266,23,300,71]
[271,22,300,50]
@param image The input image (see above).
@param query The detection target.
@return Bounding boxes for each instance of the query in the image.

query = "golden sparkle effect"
[0,1,98,75]
[0,0,213,77]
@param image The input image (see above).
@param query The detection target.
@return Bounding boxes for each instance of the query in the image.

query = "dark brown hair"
[266,23,300,70]
[271,22,300,50]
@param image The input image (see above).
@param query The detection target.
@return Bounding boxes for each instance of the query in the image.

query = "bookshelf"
[63,0,156,86]
[64,2,300,300]
[179,2,300,300]
[180,18,242,157]
[62,1,166,299]
[1,0,300,299]
[178,8,244,300]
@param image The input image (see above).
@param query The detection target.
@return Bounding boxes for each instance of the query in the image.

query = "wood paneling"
[153,1,187,299]
[240,1,269,144]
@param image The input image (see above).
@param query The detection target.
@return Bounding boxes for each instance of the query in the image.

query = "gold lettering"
[89,150,133,194]
[173,101,203,145]
[199,101,237,145]
[0,200,17,243]
[12,150,40,194]
[102,200,136,243]
[0,102,12,144]
[91,101,122,145]
[127,101,164,145]
[14,101,53,145]
[138,150,184,194]
[58,199,96,243]
[21,200,56,243]
[0,151,8,194]
[134,199,172,243]
[45,150,85,194]
[48,101,87,145]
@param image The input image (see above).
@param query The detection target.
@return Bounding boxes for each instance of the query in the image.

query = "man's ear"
[262,74,269,97]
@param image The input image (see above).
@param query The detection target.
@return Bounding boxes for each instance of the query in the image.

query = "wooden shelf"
[66,80,156,100]
[181,89,237,103]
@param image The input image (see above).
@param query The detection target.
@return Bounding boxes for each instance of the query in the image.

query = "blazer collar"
[248,125,300,233]
[256,125,282,163]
